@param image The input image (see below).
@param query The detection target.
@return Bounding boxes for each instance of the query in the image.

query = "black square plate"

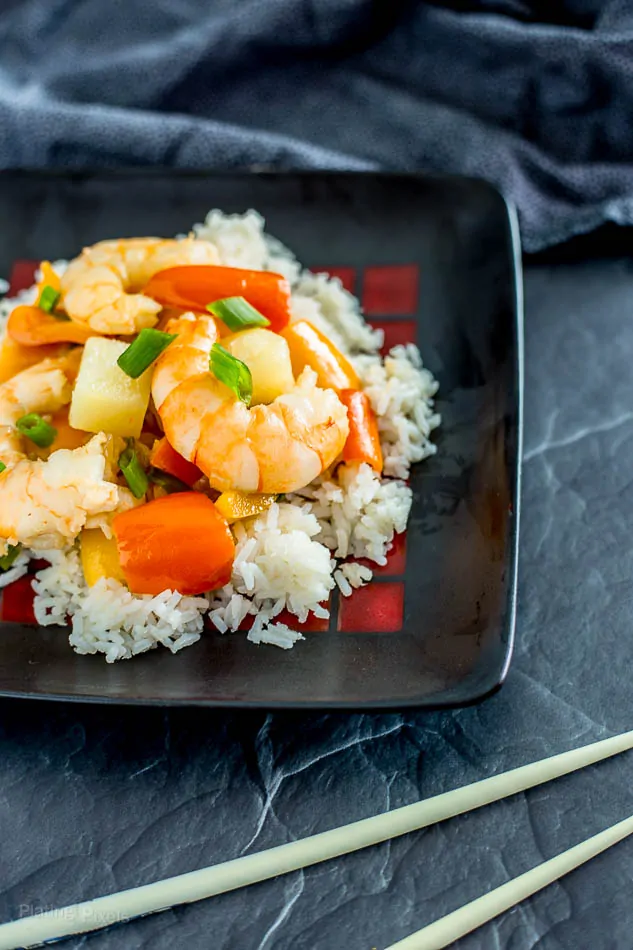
[0,171,522,708]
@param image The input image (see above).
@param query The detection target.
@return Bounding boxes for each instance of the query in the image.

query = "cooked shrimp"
[0,433,136,554]
[152,313,349,493]
[0,353,135,552]
[60,236,220,335]
[0,349,81,426]
[0,351,80,468]
[0,427,28,470]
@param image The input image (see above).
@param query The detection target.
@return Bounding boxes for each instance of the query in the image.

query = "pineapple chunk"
[214,489,276,524]
[69,337,152,438]
[80,528,126,587]
[223,328,294,405]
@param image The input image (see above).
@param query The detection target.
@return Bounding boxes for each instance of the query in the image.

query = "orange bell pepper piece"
[143,266,292,332]
[7,305,93,347]
[340,389,383,473]
[7,261,92,346]
[150,437,203,488]
[281,320,360,393]
[0,335,69,384]
[112,493,235,596]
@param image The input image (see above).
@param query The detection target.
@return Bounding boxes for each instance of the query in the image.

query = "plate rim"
[0,168,524,709]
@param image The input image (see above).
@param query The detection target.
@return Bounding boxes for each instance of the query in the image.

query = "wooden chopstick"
[385,813,633,949]
[0,730,632,950]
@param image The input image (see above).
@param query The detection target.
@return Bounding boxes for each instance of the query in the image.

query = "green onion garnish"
[0,462,6,474]
[117,329,178,379]
[209,343,253,406]
[118,441,149,499]
[16,413,57,448]
[149,468,189,494]
[0,544,21,572]
[38,285,61,314]
[206,297,270,332]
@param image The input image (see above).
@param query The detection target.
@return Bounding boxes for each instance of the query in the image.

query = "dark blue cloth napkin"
[1,0,633,251]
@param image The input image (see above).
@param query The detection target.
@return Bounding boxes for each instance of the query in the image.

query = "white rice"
[208,501,334,641]
[355,344,440,479]
[32,549,208,663]
[0,211,440,660]
[0,548,31,589]
[289,461,414,566]
[334,562,373,598]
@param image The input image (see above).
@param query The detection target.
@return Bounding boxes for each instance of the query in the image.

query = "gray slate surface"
[1,252,632,947]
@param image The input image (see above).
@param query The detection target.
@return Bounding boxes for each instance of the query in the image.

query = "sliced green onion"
[0,544,21,572]
[0,461,6,474]
[206,296,270,332]
[118,440,149,499]
[117,329,178,379]
[209,343,252,406]
[16,413,57,448]
[38,285,61,314]
[149,468,189,494]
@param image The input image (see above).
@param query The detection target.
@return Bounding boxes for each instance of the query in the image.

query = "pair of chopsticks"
[1,731,632,950]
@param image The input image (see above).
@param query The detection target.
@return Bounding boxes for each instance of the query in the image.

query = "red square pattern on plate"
[8,260,38,296]
[362,264,419,315]
[337,581,405,634]
[313,267,356,294]
[1,576,37,625]
[369,319,417,355]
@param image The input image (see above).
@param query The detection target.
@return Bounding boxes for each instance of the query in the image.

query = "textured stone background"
[1,250,633,948]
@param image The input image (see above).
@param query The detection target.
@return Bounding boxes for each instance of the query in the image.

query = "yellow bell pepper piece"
[50,409,91,451]
[31,409,91,461]
[214,490,276,524]
[80,528,126,587]
[36,261,62,298]
[281,320,360,393]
